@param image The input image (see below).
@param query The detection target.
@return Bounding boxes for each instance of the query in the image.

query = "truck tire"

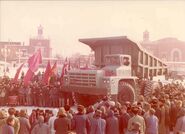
[118,81,135,104]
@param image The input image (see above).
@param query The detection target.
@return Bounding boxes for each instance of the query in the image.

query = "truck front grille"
[68,72,96,87]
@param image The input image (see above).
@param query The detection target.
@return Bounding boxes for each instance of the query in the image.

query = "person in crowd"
[127,105,146,134]
[64,104,73,120]
[145,108,159,134]
[48,110,57,134]
[25,85,32,106]
[164,99,171,134]
[29,109,38,130]
[0,109,8,134]
[18,109,31,134]
[106,110,119,134]
[158,99,166,134]
[120,105,131,134]
[143,102,151,120]
[126,122,141,134]
[8,107,20,134]
[174,108,185,134]
[1,116,15,134]
[89,109,106,134]
[31,116,50,134]
[54,107,71,134]
[0,88,6,106]
[72,105,90,134]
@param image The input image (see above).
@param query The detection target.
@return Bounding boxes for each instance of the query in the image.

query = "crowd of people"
[0,74,73,107]
[0,79,185,134]
[0,71,185,134]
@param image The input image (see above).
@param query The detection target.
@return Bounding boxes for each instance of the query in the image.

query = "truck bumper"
[61,86,109,95]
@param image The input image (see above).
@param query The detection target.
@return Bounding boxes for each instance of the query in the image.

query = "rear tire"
[118,81,135,104]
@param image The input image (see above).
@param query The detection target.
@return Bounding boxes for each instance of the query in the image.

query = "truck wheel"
[118,81,135,104]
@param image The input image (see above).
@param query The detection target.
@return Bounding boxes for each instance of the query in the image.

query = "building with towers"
[0,25,52,66]
[141,30,185,75]
[29,25,52,58]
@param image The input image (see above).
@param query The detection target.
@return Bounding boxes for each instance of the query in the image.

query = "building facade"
[141,30,185,75]
[0,25,52,65]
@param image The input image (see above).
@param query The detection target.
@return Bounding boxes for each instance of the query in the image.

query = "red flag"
[42,61,52,84]
[29,49,42,72]
[51,61,57,75]
[61,58,68,80]
[28,54,35,67]
[24,49,42,85]
[23,69,34,85]
[13,63,24,82]
[68,60,71,71]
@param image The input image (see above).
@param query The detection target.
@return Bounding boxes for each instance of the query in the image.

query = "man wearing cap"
[72,105,90,134]
[54,107,71,134]
[127,105,146,134]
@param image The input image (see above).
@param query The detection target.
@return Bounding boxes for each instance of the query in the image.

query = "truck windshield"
[105,56,120,66]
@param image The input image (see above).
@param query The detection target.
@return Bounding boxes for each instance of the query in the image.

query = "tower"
[37,25,43,39]
[143,30,149,42]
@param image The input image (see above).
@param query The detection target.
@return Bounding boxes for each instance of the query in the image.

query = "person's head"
[77,105,85,114]
[19,109,27,117]
[139,95,144,102]
[131,105,139,115]
[179,108,185,117]
[121,105,127,114]
[100,106,106,114]
[176,100,182,108]
[64,105,71,112]
[149,108,155,115]
[38,116,44,124]
[87,105,95,114]
[57,107,67,117]
[0,110,8,119]
[8,107,16,116]
[6,116,15,126]
[95,110,102,118]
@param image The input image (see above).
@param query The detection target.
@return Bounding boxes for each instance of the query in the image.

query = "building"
[141,30,185,75]
[0,41,28,64]
[0,25,52,66]
[29,25,52,58]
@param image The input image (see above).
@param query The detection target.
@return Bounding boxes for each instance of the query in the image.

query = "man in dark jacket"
[120,105,131,134]
[72,105,90,134]
[106,110,119,134]
[54,107,71,134]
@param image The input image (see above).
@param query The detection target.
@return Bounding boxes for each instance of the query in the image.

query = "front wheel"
[118,81,135,104]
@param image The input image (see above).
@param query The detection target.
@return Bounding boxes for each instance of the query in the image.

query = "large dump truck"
[62,36,167,106]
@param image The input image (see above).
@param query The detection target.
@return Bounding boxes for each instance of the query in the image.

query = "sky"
[0,1,185,57]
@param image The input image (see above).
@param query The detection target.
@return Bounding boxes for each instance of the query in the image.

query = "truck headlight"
[107,80,110,83]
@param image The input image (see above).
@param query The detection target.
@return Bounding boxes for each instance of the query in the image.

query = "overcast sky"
[0,1,185,57]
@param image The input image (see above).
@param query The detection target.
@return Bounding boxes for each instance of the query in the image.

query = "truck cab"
[63,54,138,106]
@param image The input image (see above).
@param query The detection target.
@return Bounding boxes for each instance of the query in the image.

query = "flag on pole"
[24,49,42,85]
[51,61,57,75]
[68,60,71,71]
[42,61,52,84]
[61,58,68,78]
[13,63,24,82]
[29,49,42,72]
